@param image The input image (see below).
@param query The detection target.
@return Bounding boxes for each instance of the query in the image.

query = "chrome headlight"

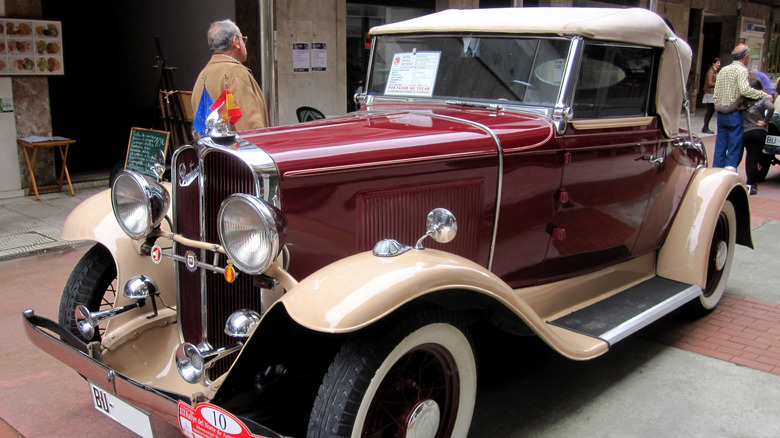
[111,170,170,239]
[218,194,287,274]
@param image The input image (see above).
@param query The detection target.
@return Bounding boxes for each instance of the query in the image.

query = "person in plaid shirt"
[713,44,771,169]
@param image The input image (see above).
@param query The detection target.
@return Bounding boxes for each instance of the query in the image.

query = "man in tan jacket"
[192,19,269,131]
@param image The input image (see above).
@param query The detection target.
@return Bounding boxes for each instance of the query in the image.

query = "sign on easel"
[124,128,169,178]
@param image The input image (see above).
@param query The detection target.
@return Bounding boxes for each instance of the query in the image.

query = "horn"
[175,342,243,383]
[75,301,144,340]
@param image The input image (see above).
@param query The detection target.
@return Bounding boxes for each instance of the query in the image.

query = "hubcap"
[714,240,728,271]
[406,399,440,438]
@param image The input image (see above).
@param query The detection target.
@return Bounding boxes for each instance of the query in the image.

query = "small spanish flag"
[210,86,243,126]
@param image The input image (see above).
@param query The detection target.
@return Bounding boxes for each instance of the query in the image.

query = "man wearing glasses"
[192,19,269,131]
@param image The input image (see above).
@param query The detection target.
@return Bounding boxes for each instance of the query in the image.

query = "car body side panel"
[242,106,554,279]
[632,137,705,254]
[540,120,660,279]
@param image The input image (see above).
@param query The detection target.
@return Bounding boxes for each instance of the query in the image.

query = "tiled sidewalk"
[643,293,780,376]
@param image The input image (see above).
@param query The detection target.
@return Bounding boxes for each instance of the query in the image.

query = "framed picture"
[0,19,64,76]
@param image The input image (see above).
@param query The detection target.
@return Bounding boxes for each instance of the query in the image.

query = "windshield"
[368,35,572,107]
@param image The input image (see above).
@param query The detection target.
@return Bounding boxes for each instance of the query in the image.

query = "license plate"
[765,135,780,146]
[89,382,155,438]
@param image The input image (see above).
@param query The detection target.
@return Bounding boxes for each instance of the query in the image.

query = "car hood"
[238,104,555,178]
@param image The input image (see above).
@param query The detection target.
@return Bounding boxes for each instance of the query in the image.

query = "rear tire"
[684,200,736,316]
[757,154,772,183]
[307,309,477,438]
[58,244,117,341]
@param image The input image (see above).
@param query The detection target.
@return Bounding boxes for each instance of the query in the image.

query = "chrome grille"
[174,147,263,379]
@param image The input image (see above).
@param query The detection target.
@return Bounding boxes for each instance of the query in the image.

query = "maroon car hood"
[239,104,555,178]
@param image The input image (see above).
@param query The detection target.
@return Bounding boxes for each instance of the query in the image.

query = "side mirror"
[415,208,458,249]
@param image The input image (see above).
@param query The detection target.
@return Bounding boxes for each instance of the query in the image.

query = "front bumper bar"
[22,309,185,427]
[22,309,286,438]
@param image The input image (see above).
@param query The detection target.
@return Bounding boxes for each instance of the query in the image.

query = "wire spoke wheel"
[308,309,476,438]
[58,244,118,342]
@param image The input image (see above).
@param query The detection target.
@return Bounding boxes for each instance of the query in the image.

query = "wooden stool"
[18,137,77,200]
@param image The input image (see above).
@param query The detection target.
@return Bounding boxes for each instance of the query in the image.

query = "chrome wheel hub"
[714,240,728,271]
[405,399,440,438]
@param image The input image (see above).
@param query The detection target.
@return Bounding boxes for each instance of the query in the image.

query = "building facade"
[1,0,780,195]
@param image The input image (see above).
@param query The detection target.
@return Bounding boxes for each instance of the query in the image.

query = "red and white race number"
[178,401,267,438]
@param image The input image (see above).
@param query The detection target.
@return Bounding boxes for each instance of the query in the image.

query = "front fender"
[280,248,609,360]
[281,248,507,332]
[61,183,174,255]
[60,184,177,330]
[61,188,124,252]
[657,167,751,288]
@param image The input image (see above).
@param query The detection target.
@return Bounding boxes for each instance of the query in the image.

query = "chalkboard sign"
[124,128,170,178]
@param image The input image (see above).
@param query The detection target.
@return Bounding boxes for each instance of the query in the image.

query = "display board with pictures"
[0,19,64,75]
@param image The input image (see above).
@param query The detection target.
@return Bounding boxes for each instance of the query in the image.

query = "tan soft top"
[370,7,692,138]
[370,7,674,48]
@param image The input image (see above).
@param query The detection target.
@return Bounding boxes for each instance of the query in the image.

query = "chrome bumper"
[22,309,286,438]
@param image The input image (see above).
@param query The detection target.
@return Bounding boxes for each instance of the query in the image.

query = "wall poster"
[0,19,64,76]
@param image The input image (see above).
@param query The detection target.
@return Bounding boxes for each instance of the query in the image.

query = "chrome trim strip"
[283,150,495,178]
[418,112,503,271]
[599,284,701,344]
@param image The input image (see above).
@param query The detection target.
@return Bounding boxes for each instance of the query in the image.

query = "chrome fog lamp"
[112,170,170,240]
[123,274,158,300]
[224,309,261,338]
[218,194,287,274]
[176,341,244,384]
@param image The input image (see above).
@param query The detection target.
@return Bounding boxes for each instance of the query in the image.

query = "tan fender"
[61,183,174,254]
[280,248,608,360]
[657,167,751,288]
[61,188,125,253]
[60,184,177,344]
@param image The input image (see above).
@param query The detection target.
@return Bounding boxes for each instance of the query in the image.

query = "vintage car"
[24,7,751,438]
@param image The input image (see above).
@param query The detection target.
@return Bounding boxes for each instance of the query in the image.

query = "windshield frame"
[363,33,576,114]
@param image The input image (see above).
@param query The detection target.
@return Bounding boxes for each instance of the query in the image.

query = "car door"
[539,41,661,280]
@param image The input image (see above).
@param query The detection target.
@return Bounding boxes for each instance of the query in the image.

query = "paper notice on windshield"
[384,51,440,97]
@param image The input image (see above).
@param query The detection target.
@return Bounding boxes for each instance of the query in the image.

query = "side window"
[572,42,655,119]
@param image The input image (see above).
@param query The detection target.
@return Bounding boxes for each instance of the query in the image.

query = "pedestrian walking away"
[741,77,774,195]
[712,44,771,169]
[701,57,720,134]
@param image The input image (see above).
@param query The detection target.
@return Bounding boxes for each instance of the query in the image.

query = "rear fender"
[279,248,608,360]
[657,167,751,288]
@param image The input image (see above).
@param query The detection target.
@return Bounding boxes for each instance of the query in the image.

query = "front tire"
[684,200,736,316]
[58,244,117,341]
[308,309,477,438]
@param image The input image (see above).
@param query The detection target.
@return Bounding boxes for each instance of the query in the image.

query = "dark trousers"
[743,129,767,186]
[703,103,715,129]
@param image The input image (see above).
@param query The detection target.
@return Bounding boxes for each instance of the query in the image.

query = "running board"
[548,277,701,346]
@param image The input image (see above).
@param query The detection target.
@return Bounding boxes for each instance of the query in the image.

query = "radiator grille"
[174,148,263,379]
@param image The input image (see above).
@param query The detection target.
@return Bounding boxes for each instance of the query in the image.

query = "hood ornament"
[206,101,236,141]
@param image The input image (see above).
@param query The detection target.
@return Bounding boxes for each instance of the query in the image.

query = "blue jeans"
[713,111,744,168]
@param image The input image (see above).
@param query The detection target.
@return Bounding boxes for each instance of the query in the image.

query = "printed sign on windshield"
[384,51,441,97]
